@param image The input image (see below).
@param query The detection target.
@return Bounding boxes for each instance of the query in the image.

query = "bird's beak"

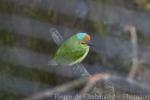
[86,41,93,46]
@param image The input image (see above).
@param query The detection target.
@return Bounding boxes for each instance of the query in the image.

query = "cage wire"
[49,28,91,77]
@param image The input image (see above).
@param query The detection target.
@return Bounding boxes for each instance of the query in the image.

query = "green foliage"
[89,20,109,37]
[0,29,16,46]
[133,0,150,11]
[0,61,58,85]
[27,36,54,53]
[0,29,54,53]
[0,91,19,100]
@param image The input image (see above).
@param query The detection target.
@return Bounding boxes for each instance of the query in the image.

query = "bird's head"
[76,33,92,46]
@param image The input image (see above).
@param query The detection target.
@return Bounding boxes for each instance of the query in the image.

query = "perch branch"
[23,78,88,100]
[74,73,110,100]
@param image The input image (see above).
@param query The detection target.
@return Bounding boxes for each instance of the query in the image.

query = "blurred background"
[0,0,150,100]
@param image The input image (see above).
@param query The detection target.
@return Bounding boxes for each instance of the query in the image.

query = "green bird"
[49,33,92,66]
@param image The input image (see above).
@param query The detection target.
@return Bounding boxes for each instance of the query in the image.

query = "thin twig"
[83,73,110,92]
[74,73,110,100]
[23,73,150,100]
[23,73,110,100]
[125,25,139,80]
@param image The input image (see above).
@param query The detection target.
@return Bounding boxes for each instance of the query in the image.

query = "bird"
[49,32,92,66]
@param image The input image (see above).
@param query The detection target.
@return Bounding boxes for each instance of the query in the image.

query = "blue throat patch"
[76,33,87,40]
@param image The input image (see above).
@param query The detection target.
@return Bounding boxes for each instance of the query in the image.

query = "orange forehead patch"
[84,34,91,42]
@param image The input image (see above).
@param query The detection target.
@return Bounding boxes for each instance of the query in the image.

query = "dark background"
[0,0,150,99]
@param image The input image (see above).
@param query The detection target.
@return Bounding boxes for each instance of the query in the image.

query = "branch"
[74,73,110,100]
[125,25,139,80]
[23,78,88,100]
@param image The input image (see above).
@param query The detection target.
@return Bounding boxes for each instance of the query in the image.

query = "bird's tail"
[48,59,57,66]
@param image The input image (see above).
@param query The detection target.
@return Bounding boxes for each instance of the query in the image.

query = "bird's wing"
[54,43,87,65]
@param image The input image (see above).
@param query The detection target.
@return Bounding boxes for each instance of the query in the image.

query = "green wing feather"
[53,40,88,65]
